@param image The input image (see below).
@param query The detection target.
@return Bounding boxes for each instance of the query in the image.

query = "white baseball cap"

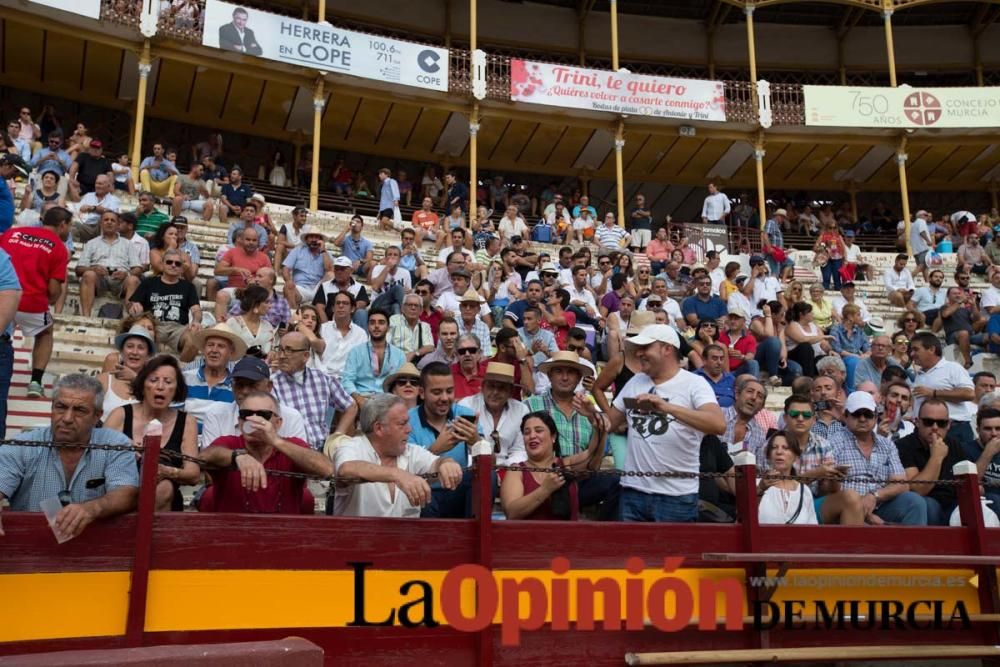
[625,324,680,349]
[845,391,877,414]
[333,256,353,268]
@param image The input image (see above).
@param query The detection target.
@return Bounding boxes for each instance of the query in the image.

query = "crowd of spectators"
[0,107,997,538]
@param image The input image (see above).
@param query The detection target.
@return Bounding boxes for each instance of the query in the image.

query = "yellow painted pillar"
[614,121,625,228]
[317,0,325,22]
[745,5,758,89]
[309,80,325,212]
[469,103,479,230]
[610,0,619,70]
[882,2,897,87]
[898,139,912,257]
[129,41,152,182]
[754,140,766,231]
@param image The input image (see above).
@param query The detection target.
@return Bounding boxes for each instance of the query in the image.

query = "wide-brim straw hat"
[459,288,485,304]
[537,350,593,379]
[483,361,516,384]
[192,323,248,358]
[382,362,421,392]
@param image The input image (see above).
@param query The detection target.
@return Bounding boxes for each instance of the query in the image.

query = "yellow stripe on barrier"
[0,572,131,642]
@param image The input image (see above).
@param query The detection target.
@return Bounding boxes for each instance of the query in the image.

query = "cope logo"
[903,91,942,126]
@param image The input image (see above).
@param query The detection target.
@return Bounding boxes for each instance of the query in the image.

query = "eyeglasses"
[849,409,875,420]
[920,417,950,428]
[275,346,309,355]
[902,318,917,323]
[394,378,420,388]
[457,347,479,355]
[239,409,275,421]
[164,259,183,267]
[787,409,814,419]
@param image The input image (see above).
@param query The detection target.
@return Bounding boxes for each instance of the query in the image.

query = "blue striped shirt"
[183,365,234,431]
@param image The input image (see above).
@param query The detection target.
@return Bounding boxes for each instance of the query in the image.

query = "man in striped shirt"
[595,212,631,250]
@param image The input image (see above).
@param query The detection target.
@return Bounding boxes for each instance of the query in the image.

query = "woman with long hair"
[629,263,653,301]
[757,431,818,525]
[814,219,847,290]
[780,281,805,312]
[103,355,199,512]
[225,285,275,356]
[66,122,91,159]
[614,253,634,281]
[785,301,832,378]
[288,304,325,370]
[500,411,608,521]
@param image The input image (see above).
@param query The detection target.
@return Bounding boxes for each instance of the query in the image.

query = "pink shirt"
[646,238,673,261]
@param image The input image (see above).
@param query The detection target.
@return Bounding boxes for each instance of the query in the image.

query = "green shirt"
[136,209,170,237]
[523,391,593,456]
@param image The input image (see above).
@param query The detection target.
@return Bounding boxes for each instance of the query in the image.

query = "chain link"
[1,438,982,488]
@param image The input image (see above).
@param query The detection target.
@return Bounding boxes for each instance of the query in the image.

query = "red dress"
[518,459,579,521]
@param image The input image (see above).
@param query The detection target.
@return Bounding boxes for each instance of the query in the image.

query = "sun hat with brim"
[192,323,248,358]
[625,311,657,337]
[625,324,680,350]
[540,262,559,275]
[459,288,484,304]
[537,351,594,379]
[382,362,421,392]
[728,308,749,320]
[299,224,327,240]
[774,208,788,217]
[864,316,886,337]
[484,362,516,384]
[114,324,157,355]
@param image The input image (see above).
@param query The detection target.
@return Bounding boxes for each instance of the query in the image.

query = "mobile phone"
[459,414,476,425]
[835,465,851,475]
[814,400,830,411]
[622,397,640,410]
[885,401,898,424]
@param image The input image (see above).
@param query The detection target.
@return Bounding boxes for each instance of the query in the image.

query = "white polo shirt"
[913,357,975,423]
[333,435,440,517]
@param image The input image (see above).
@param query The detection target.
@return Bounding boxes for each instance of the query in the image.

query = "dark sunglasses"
[787,409,814,419]
[394,378,420,388]
[920,417,950,428]
[457,347,479,355]
[849,409,876,420]
[239,409,275,421]
[164,259,183,267]
[902,318,917,323]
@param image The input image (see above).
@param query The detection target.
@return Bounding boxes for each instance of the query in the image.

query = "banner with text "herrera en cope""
[511,60,727,122]
[805,85,1000,129]
[202,0,449,92]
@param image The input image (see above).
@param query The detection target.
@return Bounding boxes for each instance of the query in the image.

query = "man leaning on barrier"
[0,374,139,539]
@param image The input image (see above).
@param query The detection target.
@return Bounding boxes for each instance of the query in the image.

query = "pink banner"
[511,60,726,122]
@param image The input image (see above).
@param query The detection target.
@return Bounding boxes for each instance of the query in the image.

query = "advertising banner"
[30,0,100,19]
[511,60,726,122]
[202,0,449,92]
[804,85,1000,129]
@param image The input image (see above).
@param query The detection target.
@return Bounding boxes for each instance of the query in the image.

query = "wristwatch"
[230,449,247,470]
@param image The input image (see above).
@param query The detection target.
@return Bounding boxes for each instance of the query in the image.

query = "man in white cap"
[458,361,528,466]
[606,324,724,522]
[828,391,927,525]
[281,225,334,309]
[313,255,370,328]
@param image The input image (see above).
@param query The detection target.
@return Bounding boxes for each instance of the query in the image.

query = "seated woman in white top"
[757,431,818,525]
[224,285,275,357]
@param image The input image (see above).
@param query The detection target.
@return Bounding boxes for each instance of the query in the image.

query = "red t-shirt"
[420,308,444,344]
[207,435,311,514]
[221,247,271,289]
[718,330,758,372]
[541,308,577,350]
[0,227,68,313]
[412,210,440,231]
[451,361,488,400]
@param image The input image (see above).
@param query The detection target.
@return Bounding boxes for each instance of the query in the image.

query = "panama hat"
[382,362,421,392]
[299,224,327,240]
[459,288,484,304]
[114,324,157,355]
[483,362,516,384]
[537,350,594,379]
[625,311,657,337]
[192,323,248,358]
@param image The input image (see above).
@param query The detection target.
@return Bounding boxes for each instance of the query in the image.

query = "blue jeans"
[754,336,801,384]
[371,283,405,316]
[947,421,975,446]
[843,355,860,392]
[734,359,760,379]
[874,490,928,525]
[352,308,368,329]
[420,469,498,519]
[620,487,698,522]
[822,258,843,290]
[922,496,954,526]
[0,338,12,437]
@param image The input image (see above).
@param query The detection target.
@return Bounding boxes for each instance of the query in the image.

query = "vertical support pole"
[578,8,587,66]
[310,80,325,212]
[293,141,302,188]
[733,453,767,649]
[129,41,151,183]
[471,454,494,667]
[614,121,625,228]
[898,138,912,257]
[610,0,619,71]
[124,431,162,646]
[954,462,1000,648]
[837,36,847,85]
[882,2,897,87]
[754,138,766,232]
[707,30,716,80]
[317,0,325,22]
[469,104,480,230]
[974,39,984,87]
[745,5,758,92]
[990,182,999,213]
[444,0,452,48]
[848,181,859,224]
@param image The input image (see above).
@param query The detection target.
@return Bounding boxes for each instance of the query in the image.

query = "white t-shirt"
[913,357,975,423]
[436,290,491,320]
[883,267,915,292]
[752,276,782,306]
[830,295,872,323]
[370,264,412,295]
[612,369,717,496]
[844,243,862,263]
[498,217,529,239]
[910,218,930,255]
[981,286,1000,311]
[437,247,475,265]
[333,435,439,517]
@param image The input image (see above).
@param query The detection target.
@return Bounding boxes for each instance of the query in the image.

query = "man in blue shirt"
[219,167,254,220]
[407,361,480,518]
[376,167,401,231]
[0,247,21,435]
[0,374,138,539]
[282,225,334,308]
[0,154,29,233]
[695,344,736,408]
[445,171,469,214]
[30,133,72,177]
[681,275,727,327]
[334,214,375,278]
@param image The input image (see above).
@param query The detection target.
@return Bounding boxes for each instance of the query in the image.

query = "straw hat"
[192,323,248,358]
[459,288,484,304]
[625,311,657,336]
[382,362,421,392]
[537,350,594,379]
[483,362,515,384]
[299,224,327,240]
